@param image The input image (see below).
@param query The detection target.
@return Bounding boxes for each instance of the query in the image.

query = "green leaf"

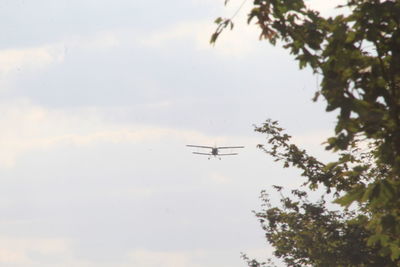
[210,32,219,44]
[214,17,223,24]
[334,185,364,207]
[390,244,400,261]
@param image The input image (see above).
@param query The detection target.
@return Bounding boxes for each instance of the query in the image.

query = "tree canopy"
[213,0,400,265]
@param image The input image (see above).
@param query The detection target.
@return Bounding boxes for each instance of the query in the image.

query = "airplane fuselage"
[211,148,218,156]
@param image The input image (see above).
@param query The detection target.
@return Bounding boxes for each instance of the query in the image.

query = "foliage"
[212,0,400,264]
[255,120,398,266]
[241,253,278,267]
[255,186,390,267]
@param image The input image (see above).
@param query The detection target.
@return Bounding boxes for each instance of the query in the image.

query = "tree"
[251,120,394,266]
[212,0,400,265]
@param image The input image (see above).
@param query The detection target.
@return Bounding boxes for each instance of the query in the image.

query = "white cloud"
[140,0,349,57]
[0,237,71,265]
[0,45,64,76]
[207,172,232,185]
[65,31,121,51]
[0,100,242,168]
[0,248,28,265]
[140,17,262,57]
[128,250,196,267]
[139,0,348,57]
[0,31,121,88]
[126,249,249,267]
[0,241,252,267]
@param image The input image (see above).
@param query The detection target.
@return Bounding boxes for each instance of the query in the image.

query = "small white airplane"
[186,144,244,160]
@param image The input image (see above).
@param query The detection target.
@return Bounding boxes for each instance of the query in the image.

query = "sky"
[0,0,346,266]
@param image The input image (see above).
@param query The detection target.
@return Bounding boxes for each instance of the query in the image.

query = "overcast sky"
[0,1,345,266]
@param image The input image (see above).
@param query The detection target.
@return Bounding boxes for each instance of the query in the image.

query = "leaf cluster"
[255,119,400,264]
[254,187,391,267]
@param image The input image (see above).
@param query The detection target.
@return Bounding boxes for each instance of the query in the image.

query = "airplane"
[186,144,244,160]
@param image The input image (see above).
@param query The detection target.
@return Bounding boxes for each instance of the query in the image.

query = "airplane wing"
[218,153,238,156]
[192,152,212,155]
[186,145,214,149]
[217,146,244,149]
